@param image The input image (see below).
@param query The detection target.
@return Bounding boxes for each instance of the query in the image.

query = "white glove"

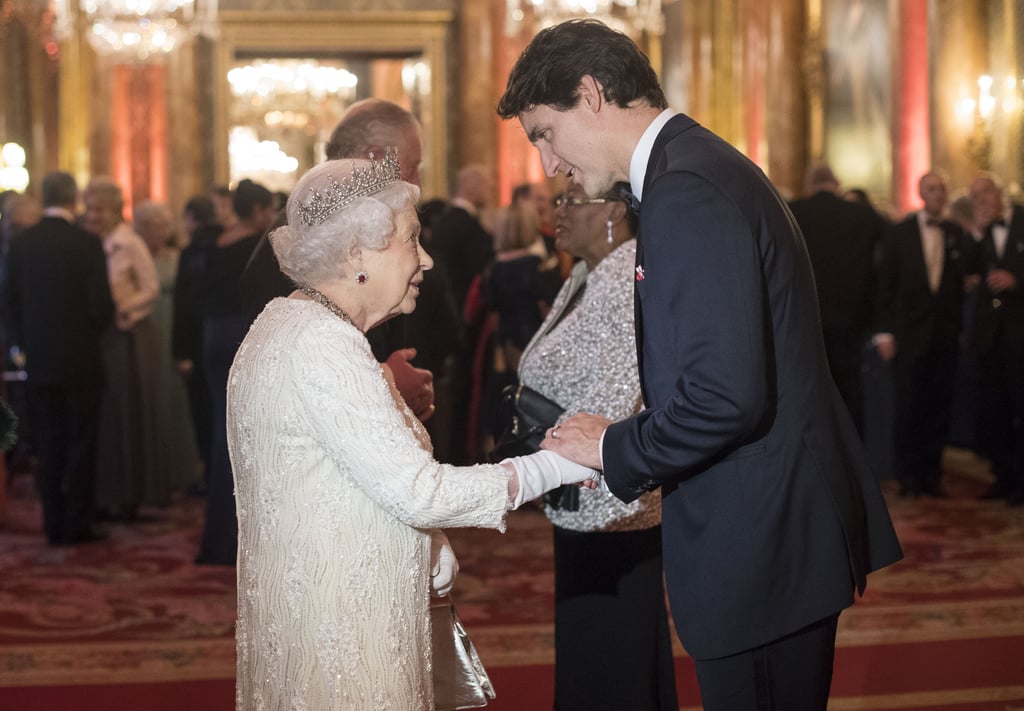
[429,529,459,598]
[505,450,601,510]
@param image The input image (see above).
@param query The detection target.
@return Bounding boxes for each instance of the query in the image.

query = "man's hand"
[986,268,1017,294]
[386,348,435,422]
[874,335,896,362]
[540,412,611,470]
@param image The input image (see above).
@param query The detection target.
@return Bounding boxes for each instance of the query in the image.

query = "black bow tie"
[619,186,641,214]
[926,218,942,227]
[991,218,1007,228]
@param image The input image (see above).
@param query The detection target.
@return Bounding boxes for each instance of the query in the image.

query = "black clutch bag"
[488,384,578,511]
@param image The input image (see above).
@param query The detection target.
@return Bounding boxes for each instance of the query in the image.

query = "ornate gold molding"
[214,11,452,197]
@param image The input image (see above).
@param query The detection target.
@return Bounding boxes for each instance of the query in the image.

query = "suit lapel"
[633,114,698,402]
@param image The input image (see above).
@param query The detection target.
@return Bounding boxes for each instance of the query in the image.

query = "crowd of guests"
[788,165,1024,505]
[0,65,1019,710]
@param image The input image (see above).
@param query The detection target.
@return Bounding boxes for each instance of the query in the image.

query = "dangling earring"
[606,219,614,245]
[355,271,368,285]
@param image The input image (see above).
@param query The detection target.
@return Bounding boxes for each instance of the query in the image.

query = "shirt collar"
[43,206,76,223]
[628,108,676,203]
[451,196,478,217]
[917,210,942,229]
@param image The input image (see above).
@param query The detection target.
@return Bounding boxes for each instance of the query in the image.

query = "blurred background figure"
[174,195,220,484]
[967,173,1024,504]
[209,185,237,232]
[194,178,277,565]
[789,164,886,438]
[3,172,113,544]
[874,171,972,499]
[133,200,200,506]
[82,177,161,522]
[0,192,42,479]
[424,164,495,464]
[478,198,561,453]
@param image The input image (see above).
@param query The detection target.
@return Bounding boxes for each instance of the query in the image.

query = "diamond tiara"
[296,147,402,226]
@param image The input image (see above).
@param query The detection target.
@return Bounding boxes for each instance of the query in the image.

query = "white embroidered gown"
[227,298,511,711]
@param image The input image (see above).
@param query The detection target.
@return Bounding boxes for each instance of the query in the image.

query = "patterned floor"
[1,448,1022,710]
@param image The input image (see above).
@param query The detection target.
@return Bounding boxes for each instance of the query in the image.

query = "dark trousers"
[195,314,246,565]
[976,338,1024,493]
[695,612,840,711]
[822,327,865,437]
[27,384,102,544]
[892,348,958,495]
[552,525,678,711]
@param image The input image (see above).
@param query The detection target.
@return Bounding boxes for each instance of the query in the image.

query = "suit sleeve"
[602,171,771,501]
[3,239,24,349]
[873,223,900,338]
[86,237,116,332]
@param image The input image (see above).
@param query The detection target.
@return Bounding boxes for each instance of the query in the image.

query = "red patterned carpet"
[1,448,1023,710]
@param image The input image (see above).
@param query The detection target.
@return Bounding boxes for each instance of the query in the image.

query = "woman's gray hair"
[271,159,420,286]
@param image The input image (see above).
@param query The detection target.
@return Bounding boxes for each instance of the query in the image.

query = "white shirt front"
[917,211,944,293]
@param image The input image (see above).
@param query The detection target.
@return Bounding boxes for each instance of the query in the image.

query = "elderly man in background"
[240,98,435,423]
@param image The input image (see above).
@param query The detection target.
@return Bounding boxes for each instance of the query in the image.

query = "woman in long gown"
[133,200,199,506]
[518,181,677,711]
[83,177,160,520]
[227,154,598,710]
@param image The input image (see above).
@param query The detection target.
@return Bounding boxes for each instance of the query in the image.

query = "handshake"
[504,450,601,510]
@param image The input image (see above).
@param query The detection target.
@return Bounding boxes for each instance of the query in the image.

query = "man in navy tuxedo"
[498,20,902,711]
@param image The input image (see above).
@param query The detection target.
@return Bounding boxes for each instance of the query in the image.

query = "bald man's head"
[326,99,423,186]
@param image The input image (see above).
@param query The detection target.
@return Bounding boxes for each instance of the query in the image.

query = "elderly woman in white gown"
[226,152,597,711]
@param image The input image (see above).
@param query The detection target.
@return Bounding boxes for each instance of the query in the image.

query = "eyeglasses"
[553,196,611,208]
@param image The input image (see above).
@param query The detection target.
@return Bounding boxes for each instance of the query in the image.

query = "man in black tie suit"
[788,164,886,436]
[874,171,972,498]
[4,172,115,544]
[968,174,1024,503]
[498,19,902,711]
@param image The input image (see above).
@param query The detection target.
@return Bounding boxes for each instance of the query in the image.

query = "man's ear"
[578,75,604,114]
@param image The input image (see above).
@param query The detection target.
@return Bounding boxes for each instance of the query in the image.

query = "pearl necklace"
[299,286,358,329]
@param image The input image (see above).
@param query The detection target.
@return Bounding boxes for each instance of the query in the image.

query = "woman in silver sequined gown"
[518,181,678,711]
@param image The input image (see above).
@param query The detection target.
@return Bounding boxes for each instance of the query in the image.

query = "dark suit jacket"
[875,215,970,358]
[971,205,1024,353]
[431,205,494,311]
[601,114,902,660]
[4,215,114,387]
[788,191,884,334]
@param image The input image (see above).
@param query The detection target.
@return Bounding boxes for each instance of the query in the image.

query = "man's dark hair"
[510,183,532,206]
[233,179,274,219]
[184,194,217,226]
[497,19,667,119]
[604,181,640,236]
[40,172,78,209]
[325,99,416,160]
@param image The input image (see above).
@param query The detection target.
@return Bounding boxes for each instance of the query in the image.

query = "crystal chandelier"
[505,0,664,37]
[54,0,218,62]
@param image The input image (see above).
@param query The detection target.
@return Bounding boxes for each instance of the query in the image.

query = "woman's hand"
[429,529,459,597]
[504,450,601,509]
